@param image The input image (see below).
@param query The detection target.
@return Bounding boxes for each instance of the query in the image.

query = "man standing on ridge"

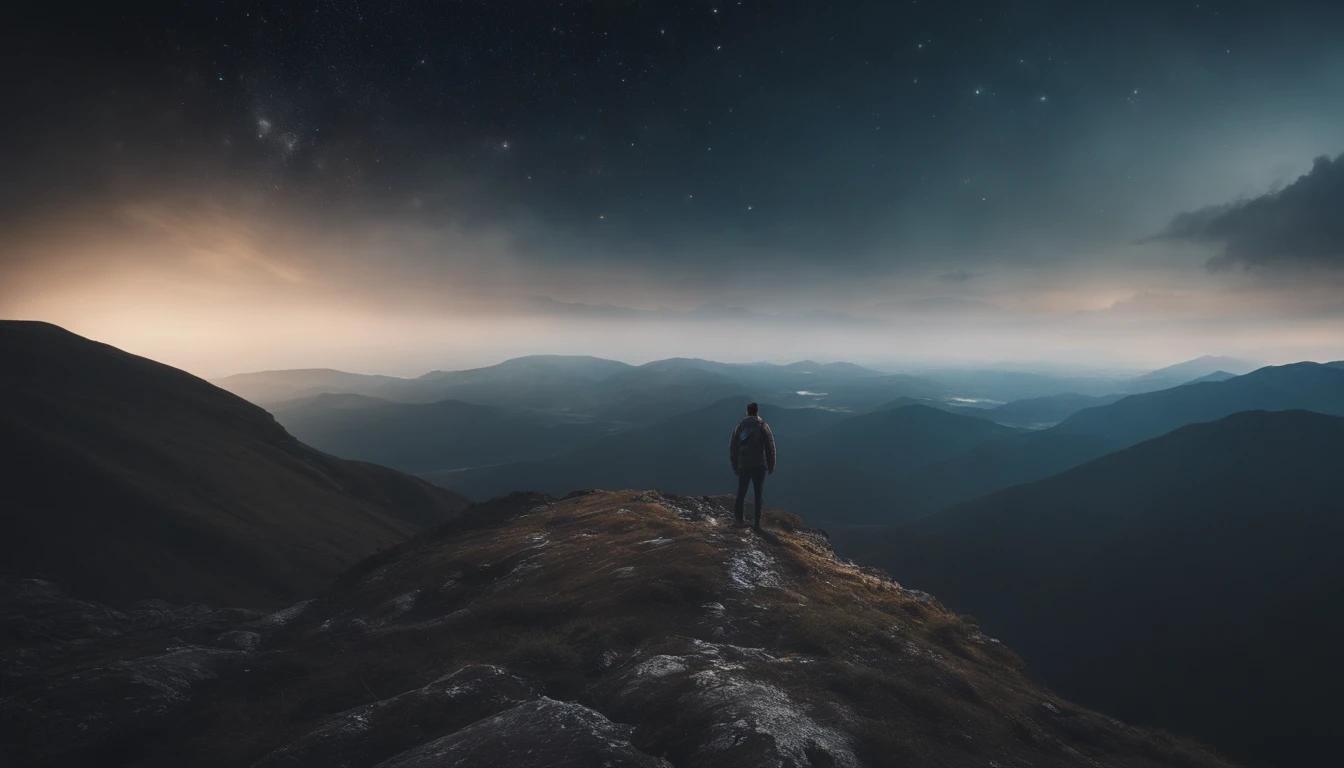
[729,401,776,531]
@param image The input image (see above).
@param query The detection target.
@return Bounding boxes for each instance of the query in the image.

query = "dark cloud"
[1160,153,1344,271]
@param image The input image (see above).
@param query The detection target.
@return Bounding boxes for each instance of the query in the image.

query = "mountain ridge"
[0,321,469,608]
[847,409,1344,766]
[1,489,1232,768]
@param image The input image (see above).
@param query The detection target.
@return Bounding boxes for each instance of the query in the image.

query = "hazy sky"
[3,1,1343,376]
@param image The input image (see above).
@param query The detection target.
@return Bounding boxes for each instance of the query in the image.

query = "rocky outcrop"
[1,491,1232,767]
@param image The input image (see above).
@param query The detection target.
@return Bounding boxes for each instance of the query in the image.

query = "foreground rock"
[1,491,1232,767]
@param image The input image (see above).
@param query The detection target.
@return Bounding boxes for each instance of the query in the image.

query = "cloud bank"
[1160,153,1344,271]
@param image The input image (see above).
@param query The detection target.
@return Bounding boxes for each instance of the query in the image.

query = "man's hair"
[746,402,759,416]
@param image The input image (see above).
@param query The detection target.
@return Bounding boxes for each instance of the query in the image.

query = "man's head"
[746,402,759,417]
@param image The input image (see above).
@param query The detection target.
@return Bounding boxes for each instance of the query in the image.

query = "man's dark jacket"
[729,415,777,474]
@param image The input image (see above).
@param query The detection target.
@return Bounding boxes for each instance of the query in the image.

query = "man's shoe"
[752,521,761,532]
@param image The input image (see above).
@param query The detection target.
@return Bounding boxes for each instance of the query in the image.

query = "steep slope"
[850,410,1344,766]
[1055,361,1344,445]
[1,491,1231,768]
[0,322,469,608]
[797,405,1020,477]
[270,393,612,474]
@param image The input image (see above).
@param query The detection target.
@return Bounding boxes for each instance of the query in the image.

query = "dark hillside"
[850,410,1344,766]
[0,322,469,608]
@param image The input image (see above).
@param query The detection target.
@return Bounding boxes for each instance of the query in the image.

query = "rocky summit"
[1,490,1230,768]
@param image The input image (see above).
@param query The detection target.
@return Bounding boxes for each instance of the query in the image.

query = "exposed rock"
[254,665,540,768]
[1,491,1233,768]
[374,698,670,768]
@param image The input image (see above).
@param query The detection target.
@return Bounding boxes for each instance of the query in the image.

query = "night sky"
[3,1,1343,375]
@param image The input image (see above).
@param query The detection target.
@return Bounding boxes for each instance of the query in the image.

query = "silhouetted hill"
[882,361,1344,516]
[1055,361,1344,445]
[271,393,613,474]
[1129,354,1258,386]
[387,355,637,409]
[1,491,1231,768]
[0,322,469,608]
[985,392,1126,428]
[849,410,1344,766]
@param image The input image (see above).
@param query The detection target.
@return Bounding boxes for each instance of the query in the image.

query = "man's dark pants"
[734,467,767,525]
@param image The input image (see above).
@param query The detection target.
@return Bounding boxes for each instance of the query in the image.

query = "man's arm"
[763,422,777,474]
[729,424,741,473]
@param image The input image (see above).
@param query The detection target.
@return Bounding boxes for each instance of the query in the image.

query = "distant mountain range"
[416,359,1344,529]
[0,322,468,608]
[5,320,1338,767]
[1054,360,1344,445]
[216,354,940,418]
[429,399,1024,525]
[214,353,1296,501]
[845,410,1344,767]
[213,352,1263,414]
[271,393,614,474]
[210,368,405,405]
[885,360,1344,516]
[425,397,851,505]
[1129,354,1258,385]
